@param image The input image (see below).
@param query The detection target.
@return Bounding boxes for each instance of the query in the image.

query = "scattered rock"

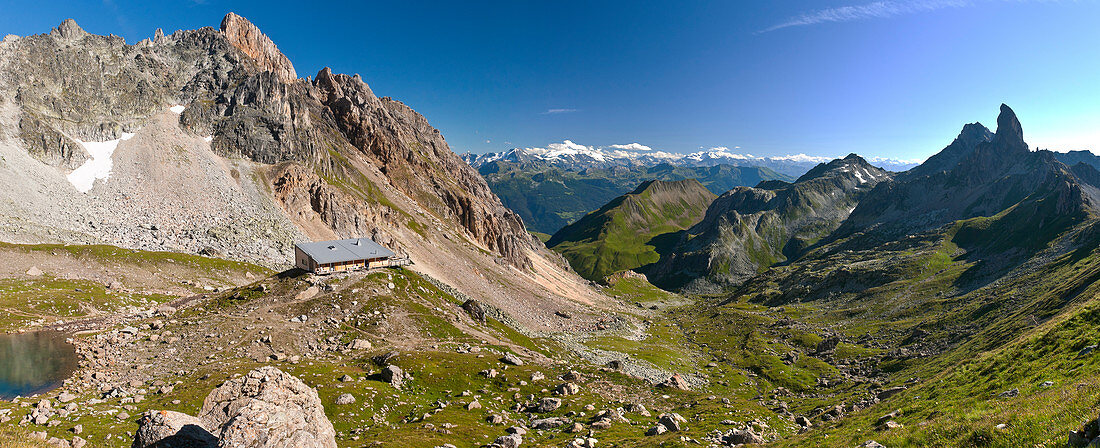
[658,414,683,432]
[347,339,372,350]
[721,428,766,445]
[876,386,907,400]
[625,403,650,417]
[501,353,524,366]
[555,382,580,396]
[335,394,356,405]
[658,374,690,391]
[566,437,597,448]
[535,397,562,413]
[26,266,43,276]
[816,336,841,353]
[461,299,486,323]
[646,424,668,436]
[382,365,405,389]
[493,433,522,448]
[877,409,901,426]
[530,417,570,429]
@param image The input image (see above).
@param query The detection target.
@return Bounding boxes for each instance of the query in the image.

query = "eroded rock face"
[133,367,336,448]
[219,12,297,83]
[312,67,536,268]
[271,163,401,247]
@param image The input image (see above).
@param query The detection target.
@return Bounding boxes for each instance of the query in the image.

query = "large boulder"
[381,365,405,389]
[132,410,217,448]
[133,367,336,448]
[199,367,337,448]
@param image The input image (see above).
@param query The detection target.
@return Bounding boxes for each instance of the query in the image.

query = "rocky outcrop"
[313,67,536,268]
[270,163,403,252]
[219,13,297,83]
[134,367,336,448]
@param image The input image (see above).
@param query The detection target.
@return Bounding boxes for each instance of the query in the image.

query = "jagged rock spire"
[993,103,1028,153]
[220,12,297,83]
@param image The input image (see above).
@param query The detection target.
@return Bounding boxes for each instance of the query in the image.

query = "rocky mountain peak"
[50,19,86,41]
[796,153,881,183]
[992,103,1027,152]
[220,12,297,83]
[957,122,994,146]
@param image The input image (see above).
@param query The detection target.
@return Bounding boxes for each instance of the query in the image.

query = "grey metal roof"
[296,238,395,265]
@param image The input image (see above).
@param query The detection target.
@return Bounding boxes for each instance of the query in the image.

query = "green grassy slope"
[710,180,1100,447]
[547,179,717,281]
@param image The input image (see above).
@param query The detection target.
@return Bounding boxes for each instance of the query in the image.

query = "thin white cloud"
[760,0,1054,33]
[542,108,578,115]
[606,143,654,152]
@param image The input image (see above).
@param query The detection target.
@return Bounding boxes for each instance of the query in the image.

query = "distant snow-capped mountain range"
[462,140,920,177]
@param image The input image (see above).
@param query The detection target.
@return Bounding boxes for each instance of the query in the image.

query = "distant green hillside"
[547,179,717,281]
[479,162,791,234]
[648,154,891,292]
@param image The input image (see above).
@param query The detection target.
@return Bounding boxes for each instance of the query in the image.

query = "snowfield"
[67,132,135,193]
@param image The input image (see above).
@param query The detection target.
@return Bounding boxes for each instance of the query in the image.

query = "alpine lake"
[0,331,78,400]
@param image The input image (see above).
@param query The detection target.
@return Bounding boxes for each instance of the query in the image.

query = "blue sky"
[2,1,1099,161]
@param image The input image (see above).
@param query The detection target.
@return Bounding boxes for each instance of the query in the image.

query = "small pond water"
[0,331,78,399]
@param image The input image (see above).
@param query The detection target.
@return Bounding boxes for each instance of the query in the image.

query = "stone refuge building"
[294,238,403,274]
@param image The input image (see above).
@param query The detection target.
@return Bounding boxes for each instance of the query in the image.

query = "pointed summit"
[993,103,1027,152]
[50,19,87,41]
[220,12,297,83]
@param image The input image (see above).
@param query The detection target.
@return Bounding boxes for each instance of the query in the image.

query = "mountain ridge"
[463,144,919,177]
[647,153,890,292]
[479,160,791,234]
[547,178,716,281]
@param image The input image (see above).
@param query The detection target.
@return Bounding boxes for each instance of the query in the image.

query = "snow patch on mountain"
[67,132,135,193]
